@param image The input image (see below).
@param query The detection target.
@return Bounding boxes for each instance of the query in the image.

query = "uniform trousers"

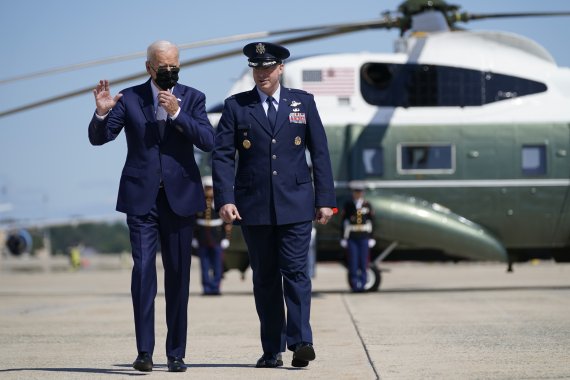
[198,245,223,294]
[126,188,195,359]
[241,221,313,354]
[347,238,369,291]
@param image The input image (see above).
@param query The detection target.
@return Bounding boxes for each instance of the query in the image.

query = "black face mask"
[154,68,179,90]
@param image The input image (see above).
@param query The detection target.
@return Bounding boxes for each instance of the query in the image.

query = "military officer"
[193,175,231,295]
[212,42,336,368]
[340,181,376,292]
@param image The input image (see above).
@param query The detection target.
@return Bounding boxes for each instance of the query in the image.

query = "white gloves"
[191,238,198,249]
[221,239,230,249]
[368,239,376,248]
[340,239,347,248]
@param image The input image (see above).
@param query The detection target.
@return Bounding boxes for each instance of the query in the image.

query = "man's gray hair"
[147,40,179,62]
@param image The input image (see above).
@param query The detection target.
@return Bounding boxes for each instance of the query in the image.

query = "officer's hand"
[368,239,376,248]
[340,239,347,248]
[220,204,241,223]
[221,239,230,249]
[315,207,334,225]
[157,90,180,116]
[93,80,123,116]
[191,238,198,249]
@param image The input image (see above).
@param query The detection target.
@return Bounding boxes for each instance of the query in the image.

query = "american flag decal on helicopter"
[302,67,355,96]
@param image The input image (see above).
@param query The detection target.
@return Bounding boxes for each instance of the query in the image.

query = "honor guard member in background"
[193,175,231,295]
[89,40,214,373]
[212,42,336,369]
[340,181,376,292]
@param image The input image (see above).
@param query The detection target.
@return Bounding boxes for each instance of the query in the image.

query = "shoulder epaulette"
[287,88,310,95]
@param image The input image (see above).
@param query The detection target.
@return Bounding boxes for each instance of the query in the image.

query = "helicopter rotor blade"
[0,18,398,86]
[0,18,397,118]
[452,11,570,23]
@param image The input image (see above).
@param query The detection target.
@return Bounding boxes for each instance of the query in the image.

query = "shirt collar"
[256,85,281,104]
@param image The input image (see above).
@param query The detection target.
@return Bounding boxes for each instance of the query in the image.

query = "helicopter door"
[504,124,569,247]
[545,123,570,248]
[346,124,388,181]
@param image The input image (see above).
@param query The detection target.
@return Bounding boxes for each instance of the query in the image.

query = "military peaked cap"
[243,42,290,68]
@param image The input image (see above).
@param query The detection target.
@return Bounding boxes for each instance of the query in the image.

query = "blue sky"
[1,0,569,223]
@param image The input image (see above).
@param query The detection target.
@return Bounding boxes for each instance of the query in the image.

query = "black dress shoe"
[291,343,315,368]
[167,357,187,372]
[132,352,153,372]
[255,352,283,368]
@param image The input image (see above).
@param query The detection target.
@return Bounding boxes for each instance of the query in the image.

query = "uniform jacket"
[212,86,336,225]
[341,199,375,240]
[88,79,214,216]
[195,196,228,248]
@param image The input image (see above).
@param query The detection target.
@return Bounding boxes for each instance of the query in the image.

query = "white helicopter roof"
[407,30,557,79]
[219,29,570,126]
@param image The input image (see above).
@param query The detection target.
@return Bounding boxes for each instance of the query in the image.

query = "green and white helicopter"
[3,0,570,291]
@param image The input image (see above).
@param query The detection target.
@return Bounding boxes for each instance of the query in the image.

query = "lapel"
[139,79,155,123]
[138,79,161,141]
[247,88,273,136]
[273,87,291,136]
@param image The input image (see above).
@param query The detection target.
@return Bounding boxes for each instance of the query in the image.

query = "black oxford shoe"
[291,343,315,368]
[167,357,187,372]
[255,352,283,368]
[132,352,153,372]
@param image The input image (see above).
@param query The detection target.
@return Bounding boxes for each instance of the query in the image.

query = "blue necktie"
[266,96,277,131]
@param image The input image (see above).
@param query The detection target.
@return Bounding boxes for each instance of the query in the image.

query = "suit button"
[272,139,276,144]
[272,155,277,159]
[273,171,278,176]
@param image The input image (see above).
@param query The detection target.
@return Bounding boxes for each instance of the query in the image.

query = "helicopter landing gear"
[346,241,398,292]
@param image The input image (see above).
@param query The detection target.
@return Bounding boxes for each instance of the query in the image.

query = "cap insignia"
[255,43,265,54]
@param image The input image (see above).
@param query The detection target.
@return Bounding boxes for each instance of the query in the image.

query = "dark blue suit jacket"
[89,79,214,217]
[213,86,336,225]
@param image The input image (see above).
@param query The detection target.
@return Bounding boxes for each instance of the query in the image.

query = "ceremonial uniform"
[212,42,336,368]
[194,176,230,295]
[340,181,375,292]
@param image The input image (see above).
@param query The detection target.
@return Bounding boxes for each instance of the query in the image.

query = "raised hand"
[93,80,123,116]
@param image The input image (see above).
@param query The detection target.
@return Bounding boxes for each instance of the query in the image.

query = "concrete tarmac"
[0,257,569,379]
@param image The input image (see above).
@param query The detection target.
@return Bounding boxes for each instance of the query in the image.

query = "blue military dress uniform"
[341,195,375,292]
[194,190,229,295]
[212,42,336,363]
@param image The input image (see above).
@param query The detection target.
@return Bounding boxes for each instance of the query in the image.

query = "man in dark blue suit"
[212,42,336,368]
[88,40,214,373]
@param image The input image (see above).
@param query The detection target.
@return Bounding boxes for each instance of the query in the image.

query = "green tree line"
[30,222,131,255]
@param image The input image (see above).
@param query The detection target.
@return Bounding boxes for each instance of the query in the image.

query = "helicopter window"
[398,143,454,174]
[521,145,547,176]
[361,148,384,176]
[360,63,547,107]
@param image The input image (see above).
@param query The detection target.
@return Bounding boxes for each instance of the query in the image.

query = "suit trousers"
[241,221,313,354]
[126,188,195,359]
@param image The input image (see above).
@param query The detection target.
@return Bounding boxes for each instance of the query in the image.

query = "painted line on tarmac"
[342,294,381,380]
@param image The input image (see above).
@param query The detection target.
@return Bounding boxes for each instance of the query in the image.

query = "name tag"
[289,112,306,124]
